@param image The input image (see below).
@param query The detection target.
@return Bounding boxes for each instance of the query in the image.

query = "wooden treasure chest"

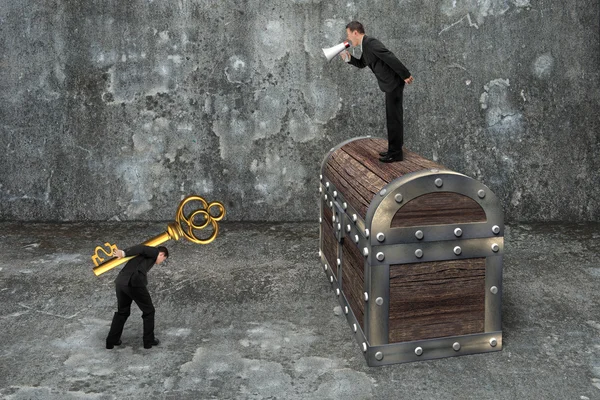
[318,137,504,366]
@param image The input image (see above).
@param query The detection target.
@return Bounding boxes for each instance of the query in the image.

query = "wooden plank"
[330,150,383,197]
[322,206,338,277]
[388,258,486,343]
[342,237,365,330]
[324,161,370,219]
[391,192,487,227]
[325,150,384,219]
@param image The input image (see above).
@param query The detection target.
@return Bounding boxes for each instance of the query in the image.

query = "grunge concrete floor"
[0,222,599,400]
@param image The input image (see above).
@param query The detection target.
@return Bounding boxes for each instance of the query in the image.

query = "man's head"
[156,246,169,264]
[346,21,365,47]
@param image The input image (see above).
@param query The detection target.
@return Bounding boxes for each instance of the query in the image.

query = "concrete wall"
[1,0,598,222]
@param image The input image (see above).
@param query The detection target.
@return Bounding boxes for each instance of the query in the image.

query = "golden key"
[92,194,226,276]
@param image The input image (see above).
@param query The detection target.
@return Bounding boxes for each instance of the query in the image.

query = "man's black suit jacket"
[114,245,159,287]
[348,35,411,93]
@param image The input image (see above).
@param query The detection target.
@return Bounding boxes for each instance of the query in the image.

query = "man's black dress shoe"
[379,150,389,157]
[106,340,122,349]
[144,338,160,349]
[379,152,403,163]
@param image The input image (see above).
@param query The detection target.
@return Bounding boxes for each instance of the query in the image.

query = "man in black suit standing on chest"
[341,21,414,163]
[105,244,168,349]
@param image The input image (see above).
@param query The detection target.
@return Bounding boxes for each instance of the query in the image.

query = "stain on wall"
[0,0,598,222]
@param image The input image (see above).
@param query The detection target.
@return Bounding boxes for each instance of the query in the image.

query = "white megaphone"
[322,41,351,62]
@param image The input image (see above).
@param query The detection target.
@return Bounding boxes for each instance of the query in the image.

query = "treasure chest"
[318,137,504,366]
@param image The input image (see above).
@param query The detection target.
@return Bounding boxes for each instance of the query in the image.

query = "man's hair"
[346,21,365,34]
[157,246,169,258]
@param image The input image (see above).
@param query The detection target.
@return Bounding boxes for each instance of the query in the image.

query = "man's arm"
[369,38,411,80]
[341,51,367,68]
[113,245,159,259]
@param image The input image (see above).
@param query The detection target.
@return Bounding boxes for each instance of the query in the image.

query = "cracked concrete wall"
[1,0,598,222]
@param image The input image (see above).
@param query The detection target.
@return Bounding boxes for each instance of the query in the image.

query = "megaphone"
[322,41,351,62]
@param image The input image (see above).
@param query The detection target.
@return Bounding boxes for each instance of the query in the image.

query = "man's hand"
[113,248,125,259]
[404,76,414,84]
[340,50,351,62]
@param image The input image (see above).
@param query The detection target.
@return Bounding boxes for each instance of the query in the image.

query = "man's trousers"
[385,83,405,154]
[106,284,155,346]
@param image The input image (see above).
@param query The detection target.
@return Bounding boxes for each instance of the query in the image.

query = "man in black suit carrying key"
[341,21,414,163]
[105,245,169,349]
